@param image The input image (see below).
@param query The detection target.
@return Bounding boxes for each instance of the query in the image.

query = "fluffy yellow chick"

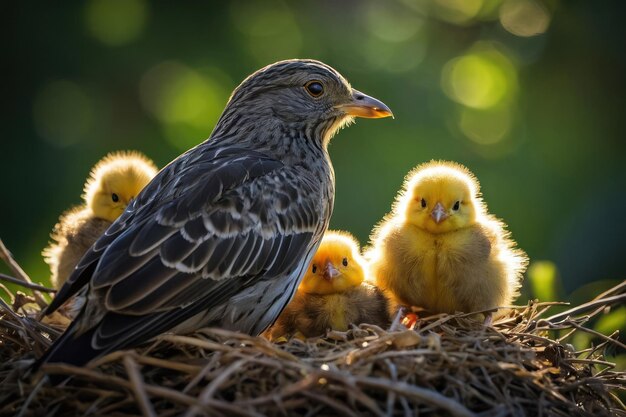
[43,151,157,290]
[267,231,389,339]
[366,161,528,323]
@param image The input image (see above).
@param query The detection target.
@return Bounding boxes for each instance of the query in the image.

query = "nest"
[0,239,624,417]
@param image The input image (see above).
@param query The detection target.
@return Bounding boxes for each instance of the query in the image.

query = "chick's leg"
[402,313,419,329]
[483,312,493,327]
[391,305,424,330]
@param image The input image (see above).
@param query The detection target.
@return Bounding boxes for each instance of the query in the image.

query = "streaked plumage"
[43,151,157,290]
[39,59,392,369]
[366,161,528,321]
[267,231,388,339]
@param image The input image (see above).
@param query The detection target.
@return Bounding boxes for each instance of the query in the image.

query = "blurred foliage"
[527,260,561,303]
[525,262,624,369]
[1,0,625,315]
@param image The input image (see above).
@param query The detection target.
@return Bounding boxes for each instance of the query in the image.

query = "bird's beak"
[431,202,448,224]
[336,89,393,119]
[322,261,341,281]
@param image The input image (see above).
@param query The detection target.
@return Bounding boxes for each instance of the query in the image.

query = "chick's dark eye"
[420,198,427,208]
[305,81,324,97]
[312,265,317,274]
[453,201,460,211]
[342,257,348,267]
[111,193,119,202]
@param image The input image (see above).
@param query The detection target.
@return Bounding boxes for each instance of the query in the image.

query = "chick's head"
[299,231,366,295]
[399,161,483,234]
[84,151,158,222]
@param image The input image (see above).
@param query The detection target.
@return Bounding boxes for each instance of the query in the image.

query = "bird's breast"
[325,294,348,331]
[405,229,461,312]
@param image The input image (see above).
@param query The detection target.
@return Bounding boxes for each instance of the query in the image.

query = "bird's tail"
[31,311,99,384]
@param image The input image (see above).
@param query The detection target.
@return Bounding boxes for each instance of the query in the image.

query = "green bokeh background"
[2,0,625,309]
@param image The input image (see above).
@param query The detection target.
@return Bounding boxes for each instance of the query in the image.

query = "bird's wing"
[94,165,321,314]
[44,144,327,360]
[46,145,282,314]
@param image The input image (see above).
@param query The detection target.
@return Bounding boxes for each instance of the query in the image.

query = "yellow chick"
[43,151,158,290]
[366,161,528,324]
[267,231,389,339]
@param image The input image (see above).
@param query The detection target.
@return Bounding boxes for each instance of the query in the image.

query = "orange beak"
[322,261,341,281]
[336,89,393,119]
[431,202,448,224]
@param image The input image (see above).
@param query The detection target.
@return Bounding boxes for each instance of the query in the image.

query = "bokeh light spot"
[459,105,512,145]
[363,38,427,73]
[230,1,302,64]
[432,0,484,24]
[442,45,518,109]
[365,3,423,43]
[500,0,550,37]
[475,0,505,20]
[140,61,229,151]
[33,80,94,147]
[528,261,559,301]
[85,0,148,46]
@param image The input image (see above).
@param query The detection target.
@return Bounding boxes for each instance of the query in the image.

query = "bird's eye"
[111,193,119,202]
[312,265,317,274]
[420,198,427,208]
[304,81,324,97]
[453,201,460,211]
[342,257,348,267]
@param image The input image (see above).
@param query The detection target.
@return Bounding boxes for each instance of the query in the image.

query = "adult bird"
[38,59,392,369]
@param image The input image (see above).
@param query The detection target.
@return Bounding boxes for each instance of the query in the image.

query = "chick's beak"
[336,89,393,119]
[322,261,341,281]
[431,202,448,224]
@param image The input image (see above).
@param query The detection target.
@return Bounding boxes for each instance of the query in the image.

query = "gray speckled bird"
[39,59,392,368]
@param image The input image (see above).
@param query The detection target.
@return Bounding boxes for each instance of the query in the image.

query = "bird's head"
[84,151,158,222]
[399,161,483,234]
[214,59,392,147]
[299,231,366,295]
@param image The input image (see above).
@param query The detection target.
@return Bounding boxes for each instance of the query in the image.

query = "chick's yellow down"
[43,151,157,289]
[366,161,528,321]
[267,231,389,339]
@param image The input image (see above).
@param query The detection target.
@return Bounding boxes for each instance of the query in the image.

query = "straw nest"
[0,239,624,417]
